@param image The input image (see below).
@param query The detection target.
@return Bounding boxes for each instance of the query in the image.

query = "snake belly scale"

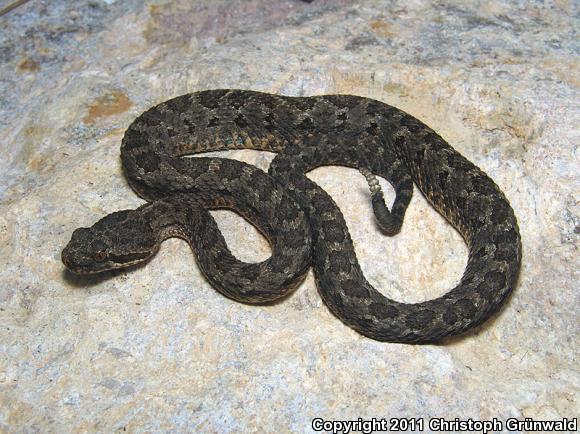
[62,89,522,343]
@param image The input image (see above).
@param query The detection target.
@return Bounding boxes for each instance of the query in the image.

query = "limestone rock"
[0,0,577,431]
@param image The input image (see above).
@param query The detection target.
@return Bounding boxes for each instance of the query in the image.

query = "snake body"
[62,89,521,343]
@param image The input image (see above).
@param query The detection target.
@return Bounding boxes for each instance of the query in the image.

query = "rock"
[0,0,576,431]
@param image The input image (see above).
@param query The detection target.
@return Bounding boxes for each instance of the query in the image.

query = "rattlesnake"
[62,89,521,343]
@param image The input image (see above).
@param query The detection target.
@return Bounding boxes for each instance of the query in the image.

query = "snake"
[62,89,522,343]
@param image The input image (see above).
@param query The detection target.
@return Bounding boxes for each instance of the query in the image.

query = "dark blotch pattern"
[134,152,162,173]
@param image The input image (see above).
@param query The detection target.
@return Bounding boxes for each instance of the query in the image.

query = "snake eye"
[94,250,107,262]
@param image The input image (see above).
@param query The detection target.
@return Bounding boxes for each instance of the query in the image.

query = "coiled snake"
[62,90,521,343]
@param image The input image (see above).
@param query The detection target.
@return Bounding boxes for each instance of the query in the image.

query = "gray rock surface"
[0,0,578,431]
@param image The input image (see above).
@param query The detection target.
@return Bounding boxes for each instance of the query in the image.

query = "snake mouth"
[62,260,129,275]
[62,248,153,275]
[64,265,103,275]
[61,254,101,275]
[62,261,91,275]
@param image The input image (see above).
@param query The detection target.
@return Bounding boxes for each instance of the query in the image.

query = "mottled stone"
[0,0,577,432]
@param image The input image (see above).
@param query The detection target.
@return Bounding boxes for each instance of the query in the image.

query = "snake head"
[62,210,158,274]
